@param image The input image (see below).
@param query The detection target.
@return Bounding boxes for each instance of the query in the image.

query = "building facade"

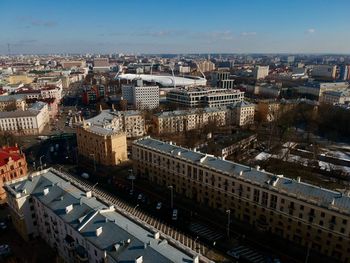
[166,87,244,108]
[227,101,255,126]
[122,82,160,110]
[0,94,27,111]
[0,146,27,204]
[4,168,199,263]
[253,66,269,80]
[76,121,127,166]
[132,137,350,262]
[312,65,337,79]
[153,107,227,134]
[0,101,49,135]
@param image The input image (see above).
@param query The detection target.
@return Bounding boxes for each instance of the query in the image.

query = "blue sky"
[1,0,350,54]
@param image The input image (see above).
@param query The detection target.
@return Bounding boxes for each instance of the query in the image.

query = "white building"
[166,87,244,108]
[253,66,269,80]
[122,81,159,110]
[0,101,49,135]
[227,101,255,126]
[322,89,350,105]
[4,168,200,263]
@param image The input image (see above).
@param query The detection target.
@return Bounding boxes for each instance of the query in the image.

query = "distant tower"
[208,54,211,60]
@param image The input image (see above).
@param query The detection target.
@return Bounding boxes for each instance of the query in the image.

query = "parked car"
[0,222,6,230]
[0,244,11,257]
[172,209,178,220]
[156,202,162,210]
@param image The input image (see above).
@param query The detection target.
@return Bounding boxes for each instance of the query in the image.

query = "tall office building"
[122,80,159,110]
[312,65,337,79]
[253,66,269,80]
[339,65,350,81]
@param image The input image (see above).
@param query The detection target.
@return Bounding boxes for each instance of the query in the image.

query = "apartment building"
[0,94,27,111]
[312,65,337,79]
[227,101,255,126]
[197,60,215,72]
[76,119,127,166]
[295,81,349,101]
[253,66,269,80]
[122,81,160,110]
[4,168,200,263]
[0,101,49,135]
[132,137,350,262]
[0,145,27,204]
[153,107,227,134]
[166,87,244,108]
[81,109,145,138]
[321,90,350,105]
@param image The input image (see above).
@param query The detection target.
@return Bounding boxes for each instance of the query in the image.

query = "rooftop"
[5,168,196,263]
[134,137,350,215]
[0,146,23,166]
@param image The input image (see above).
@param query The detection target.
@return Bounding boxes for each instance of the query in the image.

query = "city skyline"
[1,0,350,54]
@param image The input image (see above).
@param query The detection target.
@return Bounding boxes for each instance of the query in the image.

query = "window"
[261,192,268,207]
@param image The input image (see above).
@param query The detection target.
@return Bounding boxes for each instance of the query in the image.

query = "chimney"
[85,191,92,198]
[111,104,115,111]
[43,188,49,195]
[96,226,103,236]
[297,177,301,183]
[99,104,103,112]
[154,232,160,240]
[135,256,143,263]
[65,204,73,214]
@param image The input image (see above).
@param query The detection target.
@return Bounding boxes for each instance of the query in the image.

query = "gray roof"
[155,107,227,118]
[0,94,26,102]
[6,169,195,262]
[134,137,350,215]
[0,101,46,118]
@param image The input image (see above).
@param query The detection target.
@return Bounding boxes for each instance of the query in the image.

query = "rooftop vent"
[65,204,73,214]
[43,188,49,196]
[239,171,243,176]
[85,191,92,198]
[193,255,199,263]
[256,165,260,171]
[96,226,103,236]
[135,256,143,263]
[154,232,160,240]
[297,177,301,183]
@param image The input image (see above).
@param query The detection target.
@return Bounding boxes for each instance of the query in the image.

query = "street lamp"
[133,204,139,211]
[89,153,96,172]
[127,169,135,193]
[226,209,231,238]
[92,182,98,191]
[168,185,174,209]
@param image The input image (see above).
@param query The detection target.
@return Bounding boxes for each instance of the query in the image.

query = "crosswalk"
[189,222,224,242]
[227,245,266,263]
[54,167,211,262]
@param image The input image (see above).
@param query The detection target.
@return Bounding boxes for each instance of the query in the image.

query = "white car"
[0,222,7,230]
[156,202,162,210]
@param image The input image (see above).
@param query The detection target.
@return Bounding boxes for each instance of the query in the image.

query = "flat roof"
[133,137,350,215]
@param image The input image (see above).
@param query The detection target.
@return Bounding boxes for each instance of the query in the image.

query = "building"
[211,71,235,89]
[227,101,255,126]
[81,108,145,138]
[0,94,27,111]
[60,60,86,69]
[82,85,107,105]
[256,100,281,122]
[93,58,111,72]
[122,80,160,110]
[253,66,269,80]
[4,168,201,263]
[197,60,215,73]
[153,107,227,134]
[132,137,350,262]
[0,145,27,204]
[295,81,349,101]
[0,101,49,135]
[312,65,337,79]
[76,120,127,166]
[322,90,350,105]
[6,74,34,85]
[339,65,350,81]
[166,87,244,108]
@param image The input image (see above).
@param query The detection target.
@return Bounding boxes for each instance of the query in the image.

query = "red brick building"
[0,146,27,204]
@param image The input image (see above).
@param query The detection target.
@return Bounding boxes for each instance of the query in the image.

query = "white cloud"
[240,31,257,37]
[305,28,315,34]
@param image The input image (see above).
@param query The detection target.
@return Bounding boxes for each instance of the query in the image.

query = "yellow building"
[132,137,350,262]
[76,121,127,166]
[7,74,34,85]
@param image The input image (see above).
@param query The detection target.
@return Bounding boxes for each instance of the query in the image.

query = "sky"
[1,0,350,54]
